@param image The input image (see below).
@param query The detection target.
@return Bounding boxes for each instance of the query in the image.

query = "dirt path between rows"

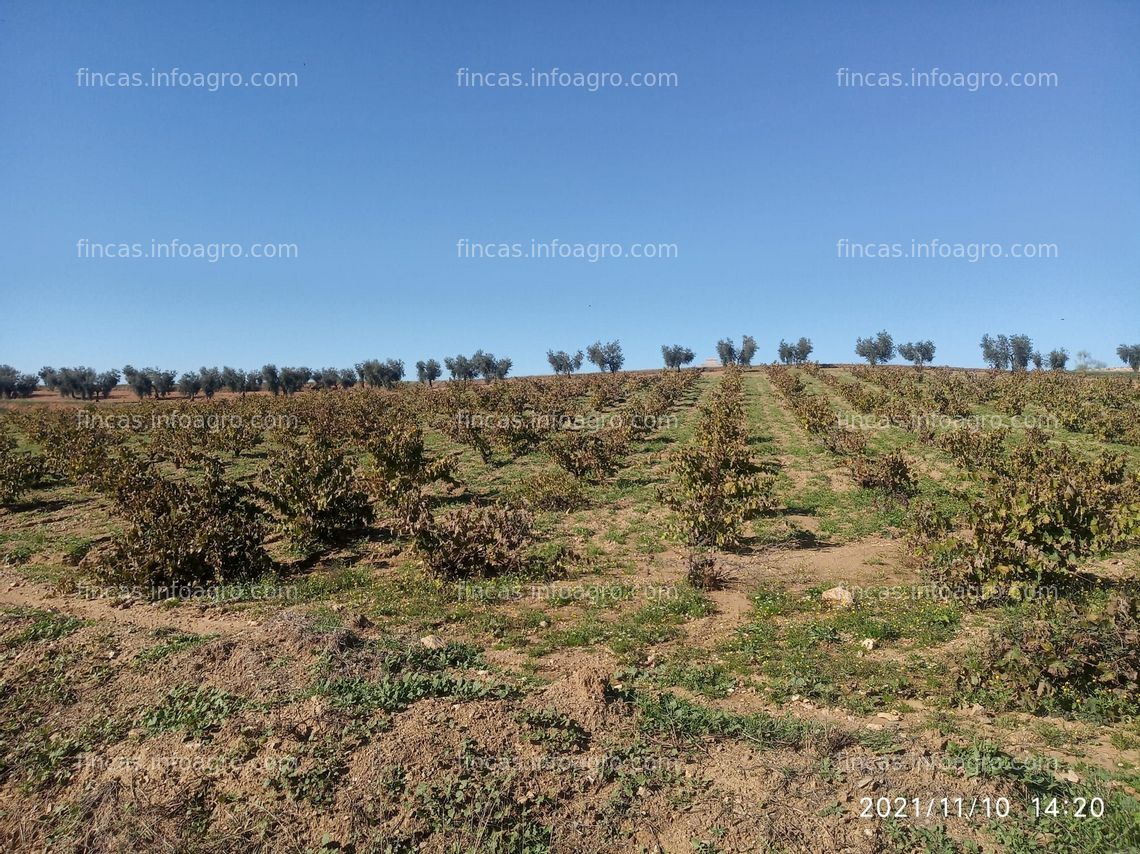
[682,536,914,647]
[0,568,260,637]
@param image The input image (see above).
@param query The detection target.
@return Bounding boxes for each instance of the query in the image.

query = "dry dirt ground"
[2,371,1139,853]
[2,537,1137,853]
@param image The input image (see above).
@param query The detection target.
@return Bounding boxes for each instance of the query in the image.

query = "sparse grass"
[637,645,742,699]
[265,739,348,807]
[285,563,379,602]
[378,639,485,673]
[883,823,977,854]
[827,593,961,646]
[57,535,95,565]
[1035,721,1093,750]
[308,633,511,716]
[135,629,217,664]
[412,745,555,853]
[515,708,590,752]
[635,691,816,749]
[535,583,712,657]
[316,672,515,715]
[726,584,960,713]
[941,739,1140,852]
[1,607,84,648]
[856,728,903,753]
[1109,729,1140,751]
[14,717,126,792]
[141,685,244,739]
[0,530,49,565]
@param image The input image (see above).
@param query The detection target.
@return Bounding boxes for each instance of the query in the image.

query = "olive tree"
[471,350,511,382]
[586,340,624,373]
[855,331,895,365]
[715,338,737,366]
[221,367,244,395]
[1074,350,1107,372]
[311,368,340,390]
[661,344,695,371]
[777,338,813,365]
[0,366,39,399]
[221,367,260,395]
[122,365,153,399]
[980,334,1011,370]
[547,349,584,376]
[738,335,758,366]
[416,359,442,386]
[199,367,223,399]
[95,370,120,400]
[356,359,404,389]
[443,355,477,383]
[1118,344,1140,371]
[1009,335,1034,372]
[897,340,936,370]
[177,371,203,398]
[262,364,282,396]
[279,366,313,395]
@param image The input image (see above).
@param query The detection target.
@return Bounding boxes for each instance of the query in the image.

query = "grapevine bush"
[661,366,777,548]
[410,502,535,579]
[544,427,629,480]
[365,418,457,524]
[962,442,1140,582]
[93,455,271,589]
[847,450,918,502]
[15,410,122,485]
[913,433,1140,591]
[515,468,587,512]
[957,591,1140,722]
[261,435,374,554]
[0,433,44,506]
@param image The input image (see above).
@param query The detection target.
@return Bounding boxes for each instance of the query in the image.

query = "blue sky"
[2,0,1137,376]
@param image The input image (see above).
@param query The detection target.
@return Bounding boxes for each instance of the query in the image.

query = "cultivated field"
[1,365,1139,853]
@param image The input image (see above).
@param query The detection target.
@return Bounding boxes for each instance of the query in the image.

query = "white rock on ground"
[821,585,855,607]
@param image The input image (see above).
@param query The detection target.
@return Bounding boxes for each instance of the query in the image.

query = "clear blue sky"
[2,0,1137,375]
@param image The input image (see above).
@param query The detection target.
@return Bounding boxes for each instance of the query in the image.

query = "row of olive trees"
[36,366,122,400]
[850,331,937,369]
[646,334,1134,373]
[166,362,411,398]
[545,340,626,375]
[554,336,781,373]
[979,334,1073,372]
[1117,344,1140,371]
[0,365,46,399]
[27,359,441,399]
[443,350,512,384]
[666,336,815,370]
[25,361,414,401]
[777,338,815,365]
[17,336,1140,400]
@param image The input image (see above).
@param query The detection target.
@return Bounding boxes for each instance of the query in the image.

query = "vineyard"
[1,364,1139,853]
